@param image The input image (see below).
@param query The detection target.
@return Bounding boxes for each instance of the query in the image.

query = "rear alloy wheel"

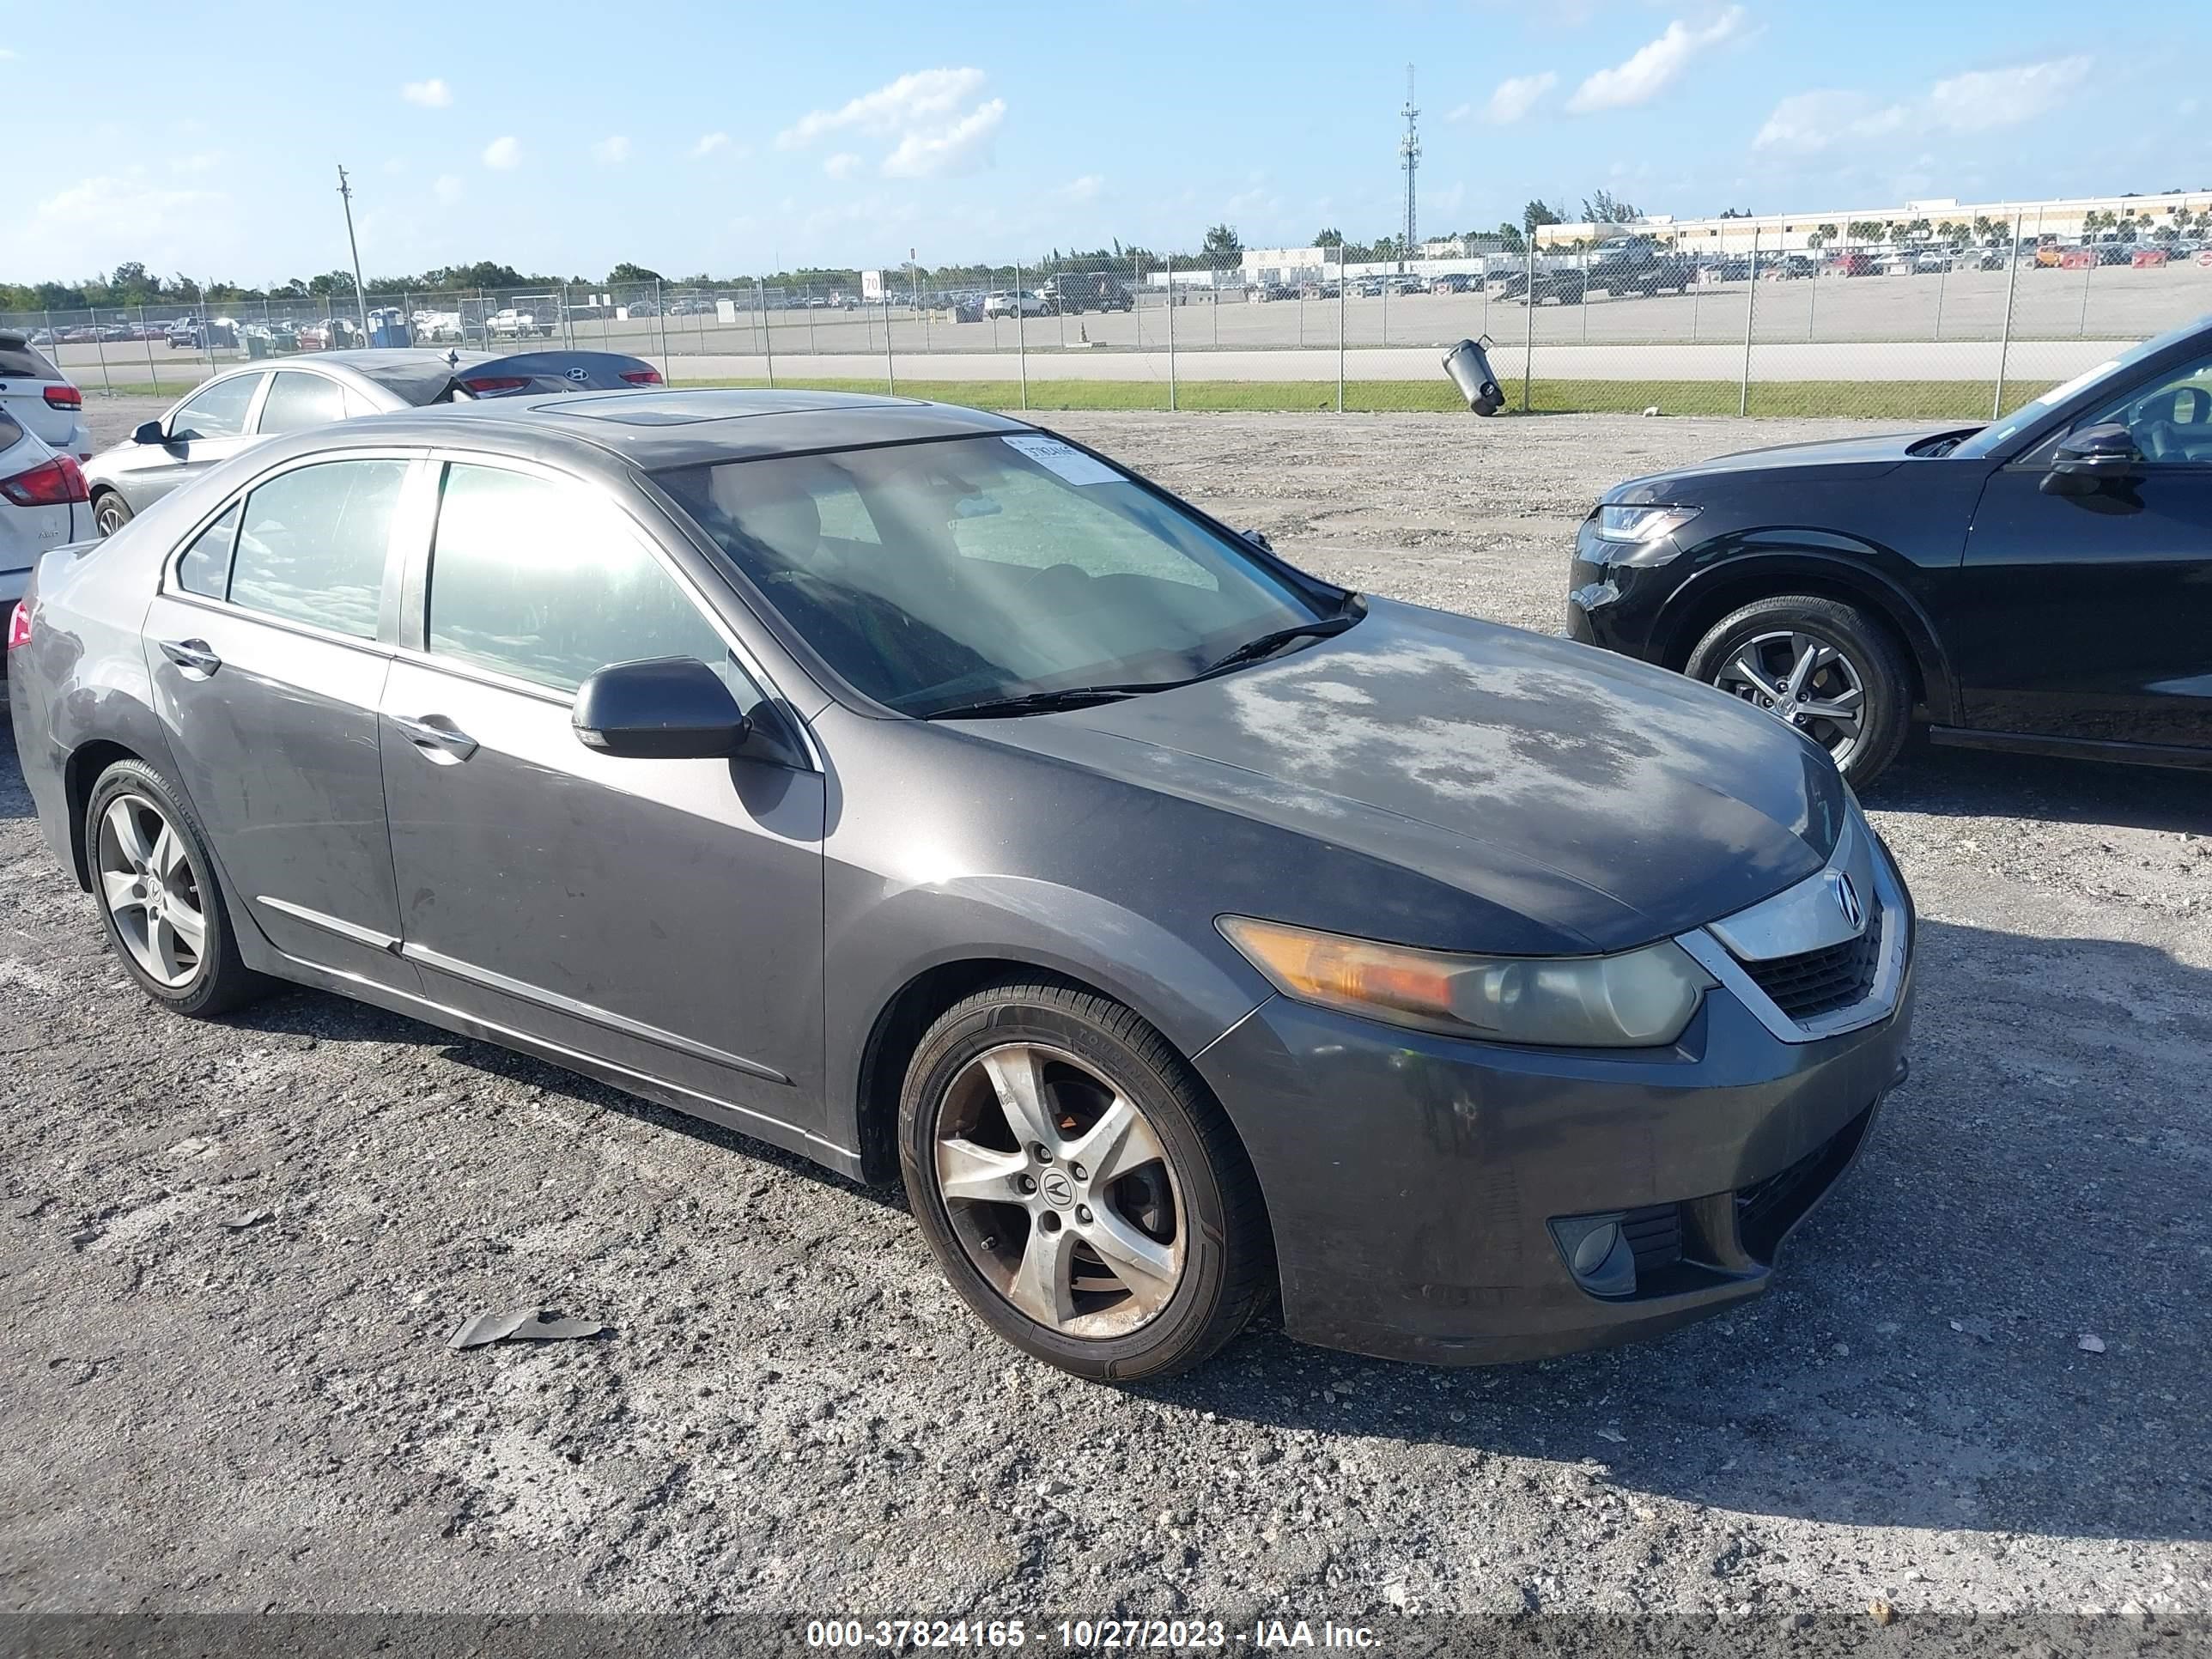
[1686,594,1911,787]
[899,981,1272,1381]
[86,759,270,1017]
[92,491,134,538]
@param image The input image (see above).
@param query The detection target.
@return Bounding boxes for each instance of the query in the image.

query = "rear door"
[378,454,827,1132]
[1954,349,2212,753]
[142,451,428,988]
[252,368,352,437]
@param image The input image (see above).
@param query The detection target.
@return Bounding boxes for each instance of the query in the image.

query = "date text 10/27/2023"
[804,1620,1381,1650]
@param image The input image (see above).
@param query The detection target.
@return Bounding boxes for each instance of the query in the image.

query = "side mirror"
[572,657,750,760]
[1243,528,1273,552]
[133,419,167,445]
[2043,422,2142,495]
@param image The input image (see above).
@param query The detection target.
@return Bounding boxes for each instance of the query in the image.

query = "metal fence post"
[654,280,671,381]
[200,283,216,380]
[141,306,158,394]
[757,278,774,386]
[1166,252,1176,412]
[1994,211,2023,420]
[1015,259,1027,412]
[1335,250,1346,414]
[89,310,112,395]
[884,284,896,395]
[1738,229,1760,416]
[1521,240,1535,413]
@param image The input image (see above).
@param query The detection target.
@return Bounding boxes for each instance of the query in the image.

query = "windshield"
[1953,320,2208,459]
[658,433,1334,716]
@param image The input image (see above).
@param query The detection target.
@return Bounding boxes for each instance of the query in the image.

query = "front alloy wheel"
[1685,593,1911,787]
[898,980,1273,1381]
[934,1042,1185,1339]
[1711,629,1869,770]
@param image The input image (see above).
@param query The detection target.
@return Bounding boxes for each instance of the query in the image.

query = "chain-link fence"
[13,210,2211,416]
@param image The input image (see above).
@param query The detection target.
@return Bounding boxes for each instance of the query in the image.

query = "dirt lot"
[2,402,2209,1639]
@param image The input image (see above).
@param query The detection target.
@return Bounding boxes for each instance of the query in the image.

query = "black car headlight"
[1588,503,1701,561]
[1219,918,1714,1048]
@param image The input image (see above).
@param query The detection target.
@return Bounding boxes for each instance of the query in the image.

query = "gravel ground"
[3,401,2208,1639]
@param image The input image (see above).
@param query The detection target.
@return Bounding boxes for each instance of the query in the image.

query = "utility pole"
[1399,65,1420,271]
[335,164,370,337]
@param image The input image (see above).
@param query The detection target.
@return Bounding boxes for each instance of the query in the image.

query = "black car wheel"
[85,759,271,1017]
[898,979,1272,1382]
[1686,595,1911,787]
[92,491,134,538]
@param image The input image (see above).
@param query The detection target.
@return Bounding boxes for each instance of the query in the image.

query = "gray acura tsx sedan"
[5,390,1914,1381]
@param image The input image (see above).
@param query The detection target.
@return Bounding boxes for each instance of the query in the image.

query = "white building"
[1534,191,2212,252]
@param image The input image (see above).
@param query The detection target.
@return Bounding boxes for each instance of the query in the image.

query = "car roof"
[316,386,1033,470]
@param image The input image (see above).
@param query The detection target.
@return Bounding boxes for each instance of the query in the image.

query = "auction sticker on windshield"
[1002,434,1120,486]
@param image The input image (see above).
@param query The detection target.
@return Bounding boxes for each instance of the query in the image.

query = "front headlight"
[1590,503,1701,548]
[1218,917,1715,1048]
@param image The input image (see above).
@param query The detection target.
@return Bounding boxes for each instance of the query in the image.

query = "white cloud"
[1056,173,1104,204]
[823,151,862,179]
[433,174,465,205]
[1482,71,1559,125]
[1754,56,2092,153]
[592,135,632,164]
[1567,8,1747,113]
[482,135,521,169]
[0,48,18,61]
[399,77,452,107]
[21,169,233,273]
[778,67,987,148]
[692,131,734,158]
[169,151,226,175]
[881,97,1005,178]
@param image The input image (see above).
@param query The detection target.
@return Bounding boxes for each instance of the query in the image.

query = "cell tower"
[1399,64,1420,265]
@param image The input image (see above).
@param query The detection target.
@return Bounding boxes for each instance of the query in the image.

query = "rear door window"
[169,374,264,441]
[256,372,349,435]
[228,459,409,639]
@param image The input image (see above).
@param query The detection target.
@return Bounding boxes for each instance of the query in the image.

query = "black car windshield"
[1951,320,2205,459]
[657,433,1335,716]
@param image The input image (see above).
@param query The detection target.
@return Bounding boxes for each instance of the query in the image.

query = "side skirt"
[253,946,864,1182]
[1927,725,2212,772]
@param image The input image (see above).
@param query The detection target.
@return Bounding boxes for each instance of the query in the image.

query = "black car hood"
[1611,428,1947,498]
[966,599,1845,955]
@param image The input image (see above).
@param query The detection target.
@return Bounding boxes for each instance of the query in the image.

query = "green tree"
[1522,198,1564,234]
[1581,188,1641,226]
[1201,223,1243,264]
[1312,228,1343,248]
[608,262,664,285]
[1495,222,1526,254]
[1808,223,1837,248]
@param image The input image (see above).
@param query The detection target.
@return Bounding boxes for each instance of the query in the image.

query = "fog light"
[1550,1213,1638,1299]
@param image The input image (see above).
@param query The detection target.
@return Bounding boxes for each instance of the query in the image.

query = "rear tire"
[1685,593,1911,787]
[85,759,273,1018]
[92,491,134,538]
[898,979,1273,1382]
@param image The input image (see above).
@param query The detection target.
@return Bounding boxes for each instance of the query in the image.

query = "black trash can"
[1443,337,1504,416]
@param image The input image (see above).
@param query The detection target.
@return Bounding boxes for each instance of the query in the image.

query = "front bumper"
[1195,832,1916,1368]
[1564,520,1678,660]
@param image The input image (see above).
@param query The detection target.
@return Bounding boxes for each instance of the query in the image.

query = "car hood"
[1608,428,1955,499]
[962,599,1847,955]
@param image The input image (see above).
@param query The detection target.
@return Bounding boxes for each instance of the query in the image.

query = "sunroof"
[541,388,914,426]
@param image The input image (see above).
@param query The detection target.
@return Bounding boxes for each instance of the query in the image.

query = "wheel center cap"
[1038,1169,1076,1209]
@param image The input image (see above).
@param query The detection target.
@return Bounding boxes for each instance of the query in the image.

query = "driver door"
[119,372,270,511]
[1952,352,2212,753]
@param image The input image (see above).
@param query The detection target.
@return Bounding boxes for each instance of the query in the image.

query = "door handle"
[157,638,222,678]
[392,714,479,764]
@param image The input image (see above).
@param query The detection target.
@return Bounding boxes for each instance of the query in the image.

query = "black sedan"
[1568,318,2212,785]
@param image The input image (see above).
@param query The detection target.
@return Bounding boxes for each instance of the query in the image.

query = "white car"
[0,330,92,461]
[1,412,87,632]
[981,290,1047,319]
[487,307,555,339]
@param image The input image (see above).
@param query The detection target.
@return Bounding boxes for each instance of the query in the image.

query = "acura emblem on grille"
[1832,872,1863,932]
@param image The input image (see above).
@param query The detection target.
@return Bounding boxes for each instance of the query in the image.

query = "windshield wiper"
[921,686,1143,720]
[1192,613,1359,679]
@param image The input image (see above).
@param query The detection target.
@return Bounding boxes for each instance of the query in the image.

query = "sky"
[7,0,2206,285]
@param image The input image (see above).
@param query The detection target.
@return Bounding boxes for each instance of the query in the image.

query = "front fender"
[1656,538,1961,723]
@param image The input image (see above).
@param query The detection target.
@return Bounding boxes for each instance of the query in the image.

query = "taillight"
[619,368,663,386]
[459,375,531,396]
[0,455,89,507]
[5,600,29,652]
[43,384,82,411]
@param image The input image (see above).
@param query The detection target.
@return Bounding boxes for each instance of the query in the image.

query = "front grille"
[1737,898,1882,1021]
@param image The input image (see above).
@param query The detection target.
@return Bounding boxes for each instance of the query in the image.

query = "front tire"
[1685,593,1911,787]
[898,979,1273,1382]
[86,759,272,1017]
[92,491,134,538]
